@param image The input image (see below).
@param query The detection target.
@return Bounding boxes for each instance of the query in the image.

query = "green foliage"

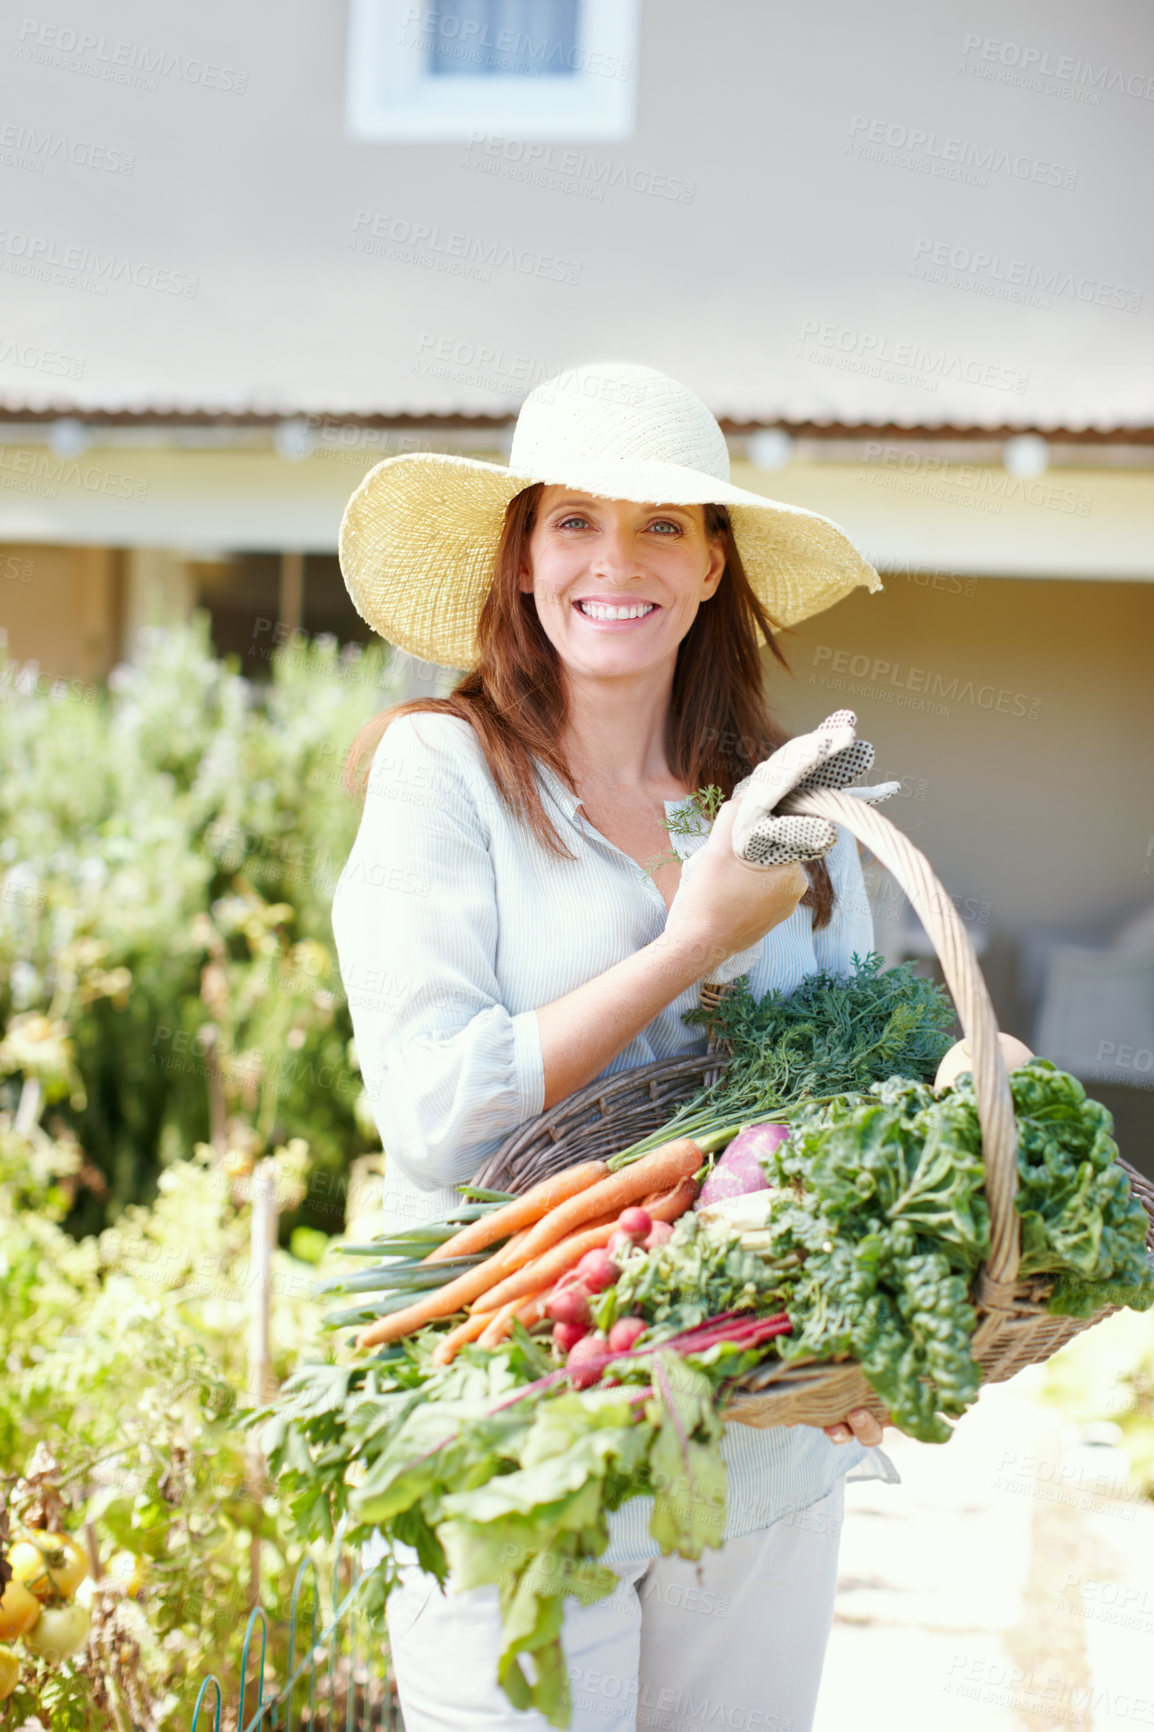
[0,1118,345,1729]
[257,1331,739,1730]
[1042,1307,1154,1501]
[596,1211,780,1335]
[761,1060,1154,1441]
[691,953,957,1117]
[0,615,408,1230]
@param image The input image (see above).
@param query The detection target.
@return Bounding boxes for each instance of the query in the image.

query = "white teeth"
[577,601,656,621]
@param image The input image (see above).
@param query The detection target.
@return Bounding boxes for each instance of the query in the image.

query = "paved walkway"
[815,1362,1154,1732]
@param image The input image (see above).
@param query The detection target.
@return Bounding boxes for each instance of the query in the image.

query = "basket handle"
[772,787,1021,1306]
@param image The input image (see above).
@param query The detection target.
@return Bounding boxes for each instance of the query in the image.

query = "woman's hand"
[824,1408,887,1447]
[663,798,808,975]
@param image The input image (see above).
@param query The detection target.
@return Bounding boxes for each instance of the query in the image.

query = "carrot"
[355,1238,526,1350]
[479,1291,549,1347]
[473,1175,701,1317]
[501,1139,703,1272]
[469,1297,519,1348]
[642,1176,699,1222]
[424,1161,609,1264]
[473,1219,622,1315]
[431,1309,496,1366]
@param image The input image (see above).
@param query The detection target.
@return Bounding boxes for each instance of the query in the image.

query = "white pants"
[385,1478,845,1731]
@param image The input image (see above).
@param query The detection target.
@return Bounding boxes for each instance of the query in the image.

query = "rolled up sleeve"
[331,715,545,1193]
[813,824,875,977]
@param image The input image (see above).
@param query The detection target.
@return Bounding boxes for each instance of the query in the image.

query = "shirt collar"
[535,760,698,824]
[534,758,584,821]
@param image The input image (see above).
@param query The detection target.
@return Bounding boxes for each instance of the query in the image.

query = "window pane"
[426,0,581,79]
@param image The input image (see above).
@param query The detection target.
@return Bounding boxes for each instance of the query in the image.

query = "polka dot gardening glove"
[730,709,900,867]
[668,711,901,986]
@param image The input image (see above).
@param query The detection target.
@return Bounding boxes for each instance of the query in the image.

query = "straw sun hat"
[338,361,882,669]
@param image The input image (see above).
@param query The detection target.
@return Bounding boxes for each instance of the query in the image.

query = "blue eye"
[649,519,682,535]
[557,515,590,530]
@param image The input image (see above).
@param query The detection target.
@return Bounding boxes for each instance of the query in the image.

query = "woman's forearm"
[534,926,720,1110]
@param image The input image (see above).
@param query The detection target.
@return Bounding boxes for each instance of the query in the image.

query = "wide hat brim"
[339,450,883,669]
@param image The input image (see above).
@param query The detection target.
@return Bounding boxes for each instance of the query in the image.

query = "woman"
[332,362,896,1731]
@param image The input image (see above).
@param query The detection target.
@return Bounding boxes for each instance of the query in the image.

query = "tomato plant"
[0,1643,21,1700]
[0,1577,41,1640]
[9,1531,88,1603]
[22,1603,91,1662]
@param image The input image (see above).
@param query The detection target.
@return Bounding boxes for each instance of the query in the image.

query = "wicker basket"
[475,785,1154,1433]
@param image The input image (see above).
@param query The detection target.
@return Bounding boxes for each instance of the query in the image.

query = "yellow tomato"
[9,1531,89,1604]
[22,1601,90,1661]
[109,1552,148,1600]
[0,1579,41,1641]
[0,1644,20,1700]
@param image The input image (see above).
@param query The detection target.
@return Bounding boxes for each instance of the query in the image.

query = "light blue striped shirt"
[331,712,894,1564]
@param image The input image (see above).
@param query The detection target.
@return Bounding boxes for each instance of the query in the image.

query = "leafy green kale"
[950,1059,1154,1311]
[754,1058,1154,1440]
[756,1086,988,1442]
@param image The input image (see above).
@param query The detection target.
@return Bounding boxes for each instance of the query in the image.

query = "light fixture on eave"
[273,417,315,460]
[746,429,794,471]
[1002,433,1050,478]
[48,418,88,458]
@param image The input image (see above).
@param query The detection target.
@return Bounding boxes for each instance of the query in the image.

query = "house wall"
[0,543,121,683]
[1,0,1150,429]
[773,576,1154,1022]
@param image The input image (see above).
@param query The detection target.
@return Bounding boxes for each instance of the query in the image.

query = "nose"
[589,522,643,584]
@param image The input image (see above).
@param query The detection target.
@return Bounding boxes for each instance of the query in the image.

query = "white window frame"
[345,0,640,140]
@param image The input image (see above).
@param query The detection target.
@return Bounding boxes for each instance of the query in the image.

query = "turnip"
[545,1287,590,1328]
[566,1332,610,1388]
[934,1033,1034,1092]
[697,1124,789,1208]
[607,1316,647,1354]
[575,1250,619,1293]
[553,1320,589,1354]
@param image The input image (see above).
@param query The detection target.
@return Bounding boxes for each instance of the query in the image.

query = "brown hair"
[345,484,835,927]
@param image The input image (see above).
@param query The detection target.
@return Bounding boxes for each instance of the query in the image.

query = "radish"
[697,1124,789,1208]
[617,1208,652,1240]
[545,1287,590,1328]
[575,1250,619,1293]
[608,1316,647,1354]
[566,1332,610,1388]
[644,1220,674,1251]
[553,1320,589,1354]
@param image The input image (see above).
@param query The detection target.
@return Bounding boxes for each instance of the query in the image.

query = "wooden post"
[247,1159,278,1605]
[278,551,305,635]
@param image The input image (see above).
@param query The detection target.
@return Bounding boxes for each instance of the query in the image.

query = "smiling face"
[518,488,726,683]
